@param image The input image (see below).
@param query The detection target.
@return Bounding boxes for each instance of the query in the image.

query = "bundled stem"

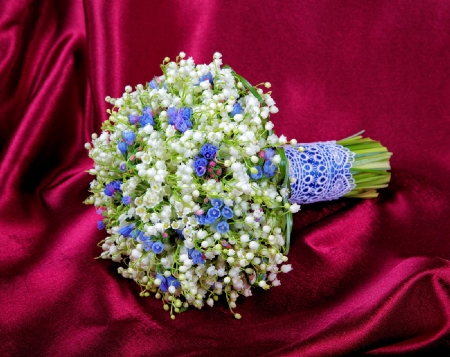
[337,131,392,198]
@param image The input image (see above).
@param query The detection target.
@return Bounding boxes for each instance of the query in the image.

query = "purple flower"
[195,165,206,176]
[140,106,154,127]
[222,206,233,219]
[230,102,242,117]
[216,221,229,234]
[119,162,127,172]
[104,183,116,196]
[128,114,140,125]
[207,207,221,221]
[250,166,263,180]
[119,225,134,237]
[166,107,192,132]
[97,220,105,230]
[118,142,128,155]
[151,241,164,254]
[210,198,223,208]
[263,160,277,177]
[167,107,177,125]
[174,107,192,133]
[122,196,132,205]
[199,143,218,160]
[264,148,275,161]
[122,131,136,145]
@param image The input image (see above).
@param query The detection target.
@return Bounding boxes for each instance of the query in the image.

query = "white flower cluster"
[85,53,298,319]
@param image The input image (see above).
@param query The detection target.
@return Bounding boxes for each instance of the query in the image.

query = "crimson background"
[1,1,450,356]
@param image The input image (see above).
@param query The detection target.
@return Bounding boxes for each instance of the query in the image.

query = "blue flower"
[130,229,144,241]
[199,143,218,160]
[189,249,205,265]
[143,241,153,252]
[180,107,192,120]
[118,142,128,156]
[230,102,242,117]
[195,165,206,176]
[122,131,136,145]
[122,196,132,205]
[194,156,208,169]
[207,207,221,221]
[104,183,116,196]
[197,215,206,225]
[128,114,140,125]
[222,206,233,219]
[151,241,164,254]
[176,229,184,239]
[119,225,134,237]
[264,148,275,161]
[97,220,105,230]
[166,107,192,132]
[210,198,223,208]
[198,72,214,86]
[139,233,152,242]
[156,273,168,292]
[250,166,263,180]
[194,156,208,176]
[112,180,122,191]
[174,107,192,133]
[216,221,229,234]
[167,107,177,125]
[167,276,181,289]
[140,106,154,127]
[119,162,127,172]
[263,160,277,177]
[148,79,158,89]
[204,215,217,225]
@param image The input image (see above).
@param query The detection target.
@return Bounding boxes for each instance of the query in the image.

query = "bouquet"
[84,52,392,319]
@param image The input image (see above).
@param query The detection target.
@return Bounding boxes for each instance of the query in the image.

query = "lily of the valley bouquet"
[84,52,392,319]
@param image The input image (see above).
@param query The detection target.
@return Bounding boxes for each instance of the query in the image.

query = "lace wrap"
[284,141,355,204]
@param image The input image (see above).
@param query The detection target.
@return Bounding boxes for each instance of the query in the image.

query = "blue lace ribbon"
[284,141,355,204]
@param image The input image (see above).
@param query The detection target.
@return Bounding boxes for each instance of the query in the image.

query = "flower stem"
[337,132,392,198]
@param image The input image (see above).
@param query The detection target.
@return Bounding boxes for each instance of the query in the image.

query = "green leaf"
[283,197,293,254]
[276,148,292,254]
[276,148,287,185]
[223,65,265,105]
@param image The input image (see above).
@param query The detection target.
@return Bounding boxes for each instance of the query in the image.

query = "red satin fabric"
[2,1,450,355]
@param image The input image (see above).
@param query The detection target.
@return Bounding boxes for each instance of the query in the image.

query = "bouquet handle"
[281,131,392,252]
